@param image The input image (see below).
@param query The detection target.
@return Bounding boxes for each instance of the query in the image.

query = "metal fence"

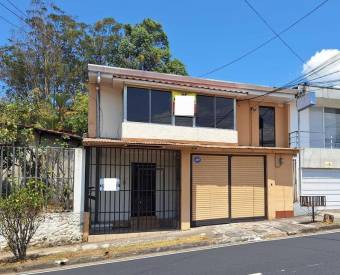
[0,146,75,211]
[85,147,181,234]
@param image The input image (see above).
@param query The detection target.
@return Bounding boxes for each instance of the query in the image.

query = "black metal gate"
[85,147,181,234]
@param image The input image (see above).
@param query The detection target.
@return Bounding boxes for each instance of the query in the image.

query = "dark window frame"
[259,106,276,147]
[126,87,172,125]
[196,95,234,130]
[126,86,235,130]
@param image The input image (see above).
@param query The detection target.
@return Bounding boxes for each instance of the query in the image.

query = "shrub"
[0,180,46,260]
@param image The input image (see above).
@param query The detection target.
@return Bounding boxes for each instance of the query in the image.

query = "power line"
[199,0,329,77]
[244,0,305,64]
[0,1,55,42]
[0,14,19,28]
[306,70,340,83]
[239,52,340,101]
[0,1,25,22]
[5,0,26,17]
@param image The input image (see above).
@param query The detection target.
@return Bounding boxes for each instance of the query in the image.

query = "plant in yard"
[0,180,46,260]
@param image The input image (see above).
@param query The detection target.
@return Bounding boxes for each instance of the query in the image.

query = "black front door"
[131,163,156,217]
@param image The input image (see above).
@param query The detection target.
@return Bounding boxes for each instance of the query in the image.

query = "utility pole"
[296,83,307,201]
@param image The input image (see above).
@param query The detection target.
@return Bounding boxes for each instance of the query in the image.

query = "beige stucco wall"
[267,154,294,219]
[181,150,191,230]
[122,121,238,144]
[88,83,97,138]
[237,101,289,147]
[99,83,123,138]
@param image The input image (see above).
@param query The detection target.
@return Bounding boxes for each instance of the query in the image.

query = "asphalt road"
[39,232,340,275]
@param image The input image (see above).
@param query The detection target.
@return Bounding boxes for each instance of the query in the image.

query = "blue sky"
[0,0,338,87]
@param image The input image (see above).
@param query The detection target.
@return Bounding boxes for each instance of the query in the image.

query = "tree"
[0,0,187,140]
[0,180,46,260]
[115,18,187,75]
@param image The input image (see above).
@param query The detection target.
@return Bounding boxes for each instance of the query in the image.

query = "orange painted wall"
[237,101,289,148]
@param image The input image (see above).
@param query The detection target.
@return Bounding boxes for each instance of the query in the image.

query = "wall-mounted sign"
[297,92,316,111]
[99,178,120,191]
[193,155,201,164]
[172,91,196,117]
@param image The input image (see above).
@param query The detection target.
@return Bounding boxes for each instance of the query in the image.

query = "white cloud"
[303,49,340,87]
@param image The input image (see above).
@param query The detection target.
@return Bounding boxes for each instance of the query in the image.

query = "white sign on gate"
[99,178,120,191]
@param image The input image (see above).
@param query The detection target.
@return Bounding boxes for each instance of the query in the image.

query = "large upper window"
[196,95,234,129]
[126,87,235,130]
[127,87,172,124]
[324,108,340,148]
[259,106,275,147]
[127,87,149,122]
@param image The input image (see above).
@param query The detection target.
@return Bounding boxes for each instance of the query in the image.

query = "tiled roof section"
[88,64,296,95]
[83,138,299,155]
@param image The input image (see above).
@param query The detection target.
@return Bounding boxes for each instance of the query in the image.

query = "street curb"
[2,224,340,274]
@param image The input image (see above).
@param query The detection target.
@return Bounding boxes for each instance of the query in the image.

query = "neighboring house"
[290,85,340,211]
[83,64,298,236]
[32,127,82,147]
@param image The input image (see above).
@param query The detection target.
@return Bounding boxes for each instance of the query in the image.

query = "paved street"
[40,232,340,275]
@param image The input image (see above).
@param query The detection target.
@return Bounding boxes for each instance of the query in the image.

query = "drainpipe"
[96,72,101,138]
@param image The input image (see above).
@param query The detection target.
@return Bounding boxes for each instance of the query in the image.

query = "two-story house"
[83,64,298,236]
[290,85,340,212]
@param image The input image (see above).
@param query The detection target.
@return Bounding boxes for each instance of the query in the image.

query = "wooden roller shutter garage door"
[231,156,265,219]
[191,155,229,225]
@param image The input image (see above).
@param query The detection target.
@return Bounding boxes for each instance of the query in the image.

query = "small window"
[259,106,275,147]
[175,116,193,127]
[151,90,172,124]
[127,87,149,122]
[216,97,234,129]
[196,95,215,128]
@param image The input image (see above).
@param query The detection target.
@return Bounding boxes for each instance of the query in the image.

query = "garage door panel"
[192,155,229,223]
[302,168,340,210]
[231,156,265,219]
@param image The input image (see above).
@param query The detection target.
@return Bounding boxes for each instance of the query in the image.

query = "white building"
[290,85,340,211]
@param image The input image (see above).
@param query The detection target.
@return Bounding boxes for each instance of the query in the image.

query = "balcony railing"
[289,131,340,149]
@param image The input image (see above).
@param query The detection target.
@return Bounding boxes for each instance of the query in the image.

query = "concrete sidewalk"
[1,212,340,273]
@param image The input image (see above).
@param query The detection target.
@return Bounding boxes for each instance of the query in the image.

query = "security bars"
[85,147,181,234]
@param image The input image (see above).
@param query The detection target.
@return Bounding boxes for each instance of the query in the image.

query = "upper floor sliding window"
[127,87,172,124]
[196,95,234,130]
[126,87,235,130]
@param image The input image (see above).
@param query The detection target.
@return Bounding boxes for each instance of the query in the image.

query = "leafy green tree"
[64,92,88,135]
[0,0,187,141]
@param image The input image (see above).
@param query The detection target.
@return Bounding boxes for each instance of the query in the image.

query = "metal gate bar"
[85,147,181,235]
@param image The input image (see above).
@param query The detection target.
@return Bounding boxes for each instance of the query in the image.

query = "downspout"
[96,72,101,138]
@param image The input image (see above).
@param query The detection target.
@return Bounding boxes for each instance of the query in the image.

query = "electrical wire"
[0,14,19,28]
[199,0,329,77]
[0,1,55,42]
[239,52,340,101]
[244,0,305,64]
[5,0,26,17]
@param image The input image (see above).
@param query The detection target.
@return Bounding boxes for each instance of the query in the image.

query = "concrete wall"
[301,148,340,168]
[0,212,83,251]
[121,121,238,144]
[0,148,86,251]
[237,101,289,147]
